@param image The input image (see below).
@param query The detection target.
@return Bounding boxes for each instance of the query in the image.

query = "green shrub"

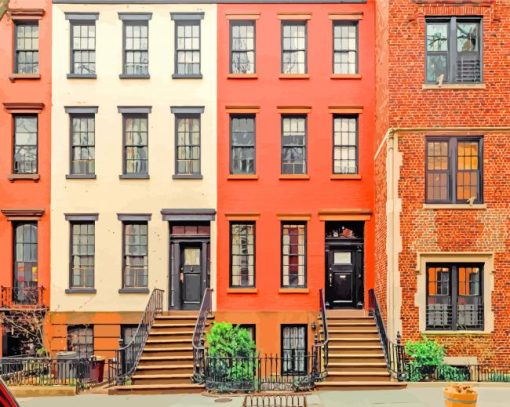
[405,336,445,367]
[207,322,256,358]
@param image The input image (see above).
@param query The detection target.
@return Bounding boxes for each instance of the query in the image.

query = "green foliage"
[404,336,453,382]
[487,372,510,382]
[207,322,256,358]
[438,365,470,382]
[0,0,9,21]
[405,336,445,367]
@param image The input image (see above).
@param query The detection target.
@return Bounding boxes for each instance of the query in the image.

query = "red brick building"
[375,0,510,367]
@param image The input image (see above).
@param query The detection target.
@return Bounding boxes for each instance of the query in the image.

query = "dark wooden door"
[180,244,202,310]
[327,249,356,308]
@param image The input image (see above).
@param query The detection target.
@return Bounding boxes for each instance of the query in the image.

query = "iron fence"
[0,286,46,309]
[403,363,510,382]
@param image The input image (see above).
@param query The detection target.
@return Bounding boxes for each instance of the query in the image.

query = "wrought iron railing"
[426,302,484,331]
[192,288,213,383]
[403,363,510,382]
[112,288,163,384]
[311,289,328,381]
[368,289,405,380]
[0,285,46,309]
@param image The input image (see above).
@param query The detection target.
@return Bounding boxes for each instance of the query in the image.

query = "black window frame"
[70,20,96,76]
[281,115,307,175]
[174,19,202,78]
[122,113,149,177]
[333,115,358,175]
[281,324,307,376]
[230,114,256,175]
[14,21,39,74]
[425,137,483,204]
[70,114,96,176]
[239,324,256,345]
[122,20,149,77]
[426,263,484,331]
[281,21,307,74]
[69,221,95,290]
[13,114,38,175]
[333,21,358,75]
[12,222,38,304]
[425,16,482,84]
[281,222,307,288]
[122,221,149,289]
[229,221,256,288]
[230,20,256,74]
[67,325,94,358]
[174,114,202,177]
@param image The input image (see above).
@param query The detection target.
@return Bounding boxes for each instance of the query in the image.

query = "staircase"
[109,312,212,395]
[316,310,406,390]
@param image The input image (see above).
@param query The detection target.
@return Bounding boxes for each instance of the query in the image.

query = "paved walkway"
[18,387,510,407]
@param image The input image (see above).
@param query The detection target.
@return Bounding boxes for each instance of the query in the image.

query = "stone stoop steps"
[109,312,212,395]
[316,310,407,391]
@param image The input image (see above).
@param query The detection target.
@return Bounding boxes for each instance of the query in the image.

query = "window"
[122,222,148,288]
[70,22,96,75]
[426,137,483,204]
[67,325,94,358]
[230,115,255,174]
[426,263,483,330]
[123,21,149,76]
[281,116,306,175]
[230,222,255,288]
[13,115,37,174]
[13,223,38,304]
[230,21,255,74]
[14,22,39,74]
[281,22,307,74]
[175,20,201,77]
[175,115,200,176]
[426,17,481,84]
[123,115,148,176]
[333,116,358,174]
[281,223,306,288]
[70,115,95,175]
[121,325,137,347]
[333,22,358,74]
[70,222,95,289]
[281,325,307,375]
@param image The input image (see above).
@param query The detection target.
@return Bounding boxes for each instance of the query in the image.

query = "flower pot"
[444,386,478,407]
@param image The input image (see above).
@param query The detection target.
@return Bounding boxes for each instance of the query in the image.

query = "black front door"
[326,247,363,308]
[180,244,203,310]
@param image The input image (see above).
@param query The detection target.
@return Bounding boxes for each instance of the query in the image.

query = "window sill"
[331,74,361,80]
[279,175,310,180]
[118,288,150,294]
[172,74,203,79]
[227,288,258,294]
[423,330,491,336]
[8,174,40,182]
[279,74,310,80]
[422,83,486,90]
[331,174,361,180]
[67,73,97,80]
[279,288,309,294]
[66,174,96,180]
[119,174,150,180]
[227,174,258,180]
[119,74,150,80]
[227,74,258,79]
[9,73,41,81]
[172,174,203,180]
[65,288,97,294]
[423,203,486,210]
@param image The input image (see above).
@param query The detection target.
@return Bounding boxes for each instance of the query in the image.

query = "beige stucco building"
[50,2,217,357]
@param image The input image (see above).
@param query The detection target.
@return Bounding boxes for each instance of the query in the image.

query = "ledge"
[119,74,150,80]
[65,288,97,294]
[279,174,310,180]
[279,288,309,294]
[227,288,258,294]
[279,74,309,80]
[227,74,258,79]
[119,174,150,180]
[422,83,486,90]
[423,204,486,210]
[423,330,492,336]
[172,74,203,79]
[9,73,41,82]
[8,174,40,182]
[227,174,258,180]
[118,288,150,294]
[67,73,97,80]
[66,174,96,180]
[331,174,361,180]
[331,74,361,80]
[172,174,203,180]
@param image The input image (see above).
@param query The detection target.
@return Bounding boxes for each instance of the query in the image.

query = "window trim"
[67,325,94,358]
[425,16,483,84]
[229,221,256,288]
[229,20,256,75]
[121,220,149,290]
[425,136,483,204]
[68,19,97,77]
[332,114,359,175]
[280,221,307,289]
[14,20,39,75]
[68,220,96,290]
[230,114,256,175]
[332,21,359,75]
[173,19,202,79]
[281,20,308,74]
[173,113,202,178]
[120,19,150,78]
[121,113,149,177]
[281,115,308,175]
[68,113,96,177]
[280,324,308,376]
[12,114,38,175]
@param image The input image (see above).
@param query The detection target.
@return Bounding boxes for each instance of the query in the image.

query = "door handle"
[329,273,333,287]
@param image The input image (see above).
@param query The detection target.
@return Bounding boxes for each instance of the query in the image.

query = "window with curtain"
[15,22,39,74]
[230,222,255,287]
[123,222,148,288]
[281,22,307,74]
[71,21,96,75]
[123,115,148,175]
[175,20,201,76]
[230,21,255,74]
[13,115,38,174]
[70,222,95,289]
[281,223,306,288]
[230,115,255,174]
[70,115,95,175]
[175,115,201,176]
[281,325,307,375]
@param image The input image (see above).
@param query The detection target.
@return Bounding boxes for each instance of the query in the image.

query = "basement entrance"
[325,221,364,309]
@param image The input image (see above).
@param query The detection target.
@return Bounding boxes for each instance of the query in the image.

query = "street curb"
[8,385,76,398]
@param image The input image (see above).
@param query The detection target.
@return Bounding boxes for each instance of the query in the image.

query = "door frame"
[325,239,364,309]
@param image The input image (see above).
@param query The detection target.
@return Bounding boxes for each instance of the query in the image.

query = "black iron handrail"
[311,289,328,382]
[192,288,213,383]
[113,288,163,384]
[368,288,405,380]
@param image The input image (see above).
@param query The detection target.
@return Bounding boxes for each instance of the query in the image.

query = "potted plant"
[444,384,477,407]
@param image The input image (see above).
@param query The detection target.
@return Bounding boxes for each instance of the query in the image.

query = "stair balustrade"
[192,288,213,383]
[311,288,329,381]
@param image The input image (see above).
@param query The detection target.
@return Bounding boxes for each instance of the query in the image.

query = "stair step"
[109,383,203,395]
[317,381,406,391]
[132,374,193,385]
[140,353,193,360]
[327,362,388,373]
[325,372,391,382]
[136,364,193,374]
[327,354,386,363]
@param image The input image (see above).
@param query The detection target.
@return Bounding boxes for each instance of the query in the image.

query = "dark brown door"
[327,250,355,308]
[180,244,202,310]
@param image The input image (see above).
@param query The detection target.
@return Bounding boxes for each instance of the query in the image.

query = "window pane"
[71,222,95,288]
[123,222,148,288]
[282,117,306,175]
[176,21,201,75]
[15,22,39,74]
[281,223,306,287]
[427,23,448,51]
[333,116,358,174]
[282,22,307,74]
[231,21,255,74]
[124,22,149,75]
[72,22,96,75]
[457,23,479,52]
[333,22,357,74]
[175,116,201,175]
[124,115,148,175]
[67,325,94,358]
[231,115,255,174]
[426,141,449,201]
[71,115,95,175]
[14,116,38,174]
[281,326,307,375]
[230,223,255,287]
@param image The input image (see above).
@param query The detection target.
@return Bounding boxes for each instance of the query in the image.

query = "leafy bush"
[207,322,256,358]
[438,365,470,381]
[405,336,445,367]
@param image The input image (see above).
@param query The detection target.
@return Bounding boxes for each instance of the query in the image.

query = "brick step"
[327,338,382,346]
[150,324,196,332]
[136,363,193,374]
[327,354,386,363]
[140,346,192,356]
[108,383,203,395]
[322,322,377,330]
[317,381,406,391]
[327,346,385,356]
[327,362,388,373]
[146,335,193,345]
[145,332,194,342]
[324,371,391,382]
[139,352,194,361]
[323,330,380,339]
[132,374,193,385]
[325,317,374,324]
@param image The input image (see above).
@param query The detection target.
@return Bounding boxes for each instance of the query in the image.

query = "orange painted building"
[216,1,376,354]
[0,0,51,356]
